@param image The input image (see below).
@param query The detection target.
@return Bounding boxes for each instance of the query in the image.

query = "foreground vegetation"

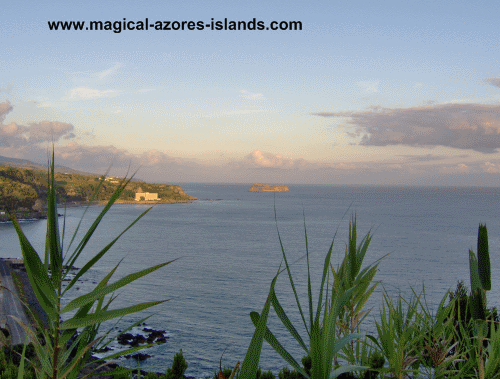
[5,154,500,378]
[0,164,196,219]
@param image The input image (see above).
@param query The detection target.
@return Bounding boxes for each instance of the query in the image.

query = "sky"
[1,0,500,185]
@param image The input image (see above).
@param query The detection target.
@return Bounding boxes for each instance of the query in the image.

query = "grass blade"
[270,290,308,352]
[63,207,152,290]
[62,260,175,313]
[250,311,309,378]
[240,272,279,379]
[60,300,170,329]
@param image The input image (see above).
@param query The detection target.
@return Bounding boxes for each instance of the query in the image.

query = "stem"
[52,288,62,379]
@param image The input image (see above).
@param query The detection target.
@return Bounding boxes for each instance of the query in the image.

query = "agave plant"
[8,152,175,379]
[239,210,383,379]
[469,224,491,321]
[463,224,500,378]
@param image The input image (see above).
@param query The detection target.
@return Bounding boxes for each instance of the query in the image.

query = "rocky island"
[249,183,290,192]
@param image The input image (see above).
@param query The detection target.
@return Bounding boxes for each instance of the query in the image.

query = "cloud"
[235,150,310,169]
[137,88,155,93]
[57,142,137,168]
[482,161,500,173]
[29,121,74,143]
[67,87,121,100]
[485,78,500,88]
[357,80,379,93]
[0,101,75,149]
[98,63,123,80]
[240,90,265,100]
[313,103,500,153]
[0,101,13,124]
[397,154,449,162]
[139,149,177,166]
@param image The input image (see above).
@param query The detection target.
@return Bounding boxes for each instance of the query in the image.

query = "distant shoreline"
[0,198,198,222]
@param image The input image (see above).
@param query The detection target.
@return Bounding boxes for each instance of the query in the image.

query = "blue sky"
[2,0,500,185]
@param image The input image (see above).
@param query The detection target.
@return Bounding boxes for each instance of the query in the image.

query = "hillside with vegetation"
[0,165,196,220]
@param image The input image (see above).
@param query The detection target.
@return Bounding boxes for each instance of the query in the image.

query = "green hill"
[0,165,196,221]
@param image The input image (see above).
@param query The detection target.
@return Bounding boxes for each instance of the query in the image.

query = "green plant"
[410,287,464,379]
[239,211,382,379]
[277,367,302,379]
[362,350,384,379]
[370,289,421,379]
[469,224,491,321]
[8,152,175,379]
[330,217,386,370]
[259,369,275,379]
[166,349,188,379]
[461,224,500,378]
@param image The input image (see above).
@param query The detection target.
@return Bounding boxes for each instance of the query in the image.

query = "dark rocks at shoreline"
[125,353,152,361]
[117,328,168,347]
[143,328,168,343]
[0,211,65,223]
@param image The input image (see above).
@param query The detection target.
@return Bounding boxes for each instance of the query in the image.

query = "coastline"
[0,197,198,223]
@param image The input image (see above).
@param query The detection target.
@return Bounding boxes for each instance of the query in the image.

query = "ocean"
[1,184,500,377]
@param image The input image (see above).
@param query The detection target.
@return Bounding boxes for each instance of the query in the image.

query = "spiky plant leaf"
[239,272,279,379]
[60,300,169,329]
[477,224,491,291]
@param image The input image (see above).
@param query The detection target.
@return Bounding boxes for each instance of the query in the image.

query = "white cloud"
[137,88,156,93]
[236,150,310,169]
[98,63,123,80]
[240,90,265,100]
[67,87,122,100]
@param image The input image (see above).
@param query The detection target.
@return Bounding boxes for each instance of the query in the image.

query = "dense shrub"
[166,349,188,379]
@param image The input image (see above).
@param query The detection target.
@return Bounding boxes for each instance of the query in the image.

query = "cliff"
[249,183,290,192]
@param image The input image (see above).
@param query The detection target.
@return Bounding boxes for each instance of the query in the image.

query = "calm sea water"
[1,184,500,377]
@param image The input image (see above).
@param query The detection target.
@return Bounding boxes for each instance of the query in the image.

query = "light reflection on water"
[1,184,500,377]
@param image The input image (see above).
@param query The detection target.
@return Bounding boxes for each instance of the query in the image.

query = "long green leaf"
[270,290,308,352]
[17,336,28,379]
[59,339,100,379]
[314,239,335,326]
[331,364,370,379]
[11,315,53,374]
[333,333,364,355]
[47,150,63,284]
[477,224,491,291]
[250,312,309,378]
[63,173,137,272]
[310,320,324,379]
[240,273,279,379]
[469,250,482,293]
[64,167,112,255]
[60,300,169,329]
[349,216,357,284]
[62,260,175,313]
[62,207,152,292]
[303,209,314,334]
[274,203,310,337]
[8,212,57,321]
